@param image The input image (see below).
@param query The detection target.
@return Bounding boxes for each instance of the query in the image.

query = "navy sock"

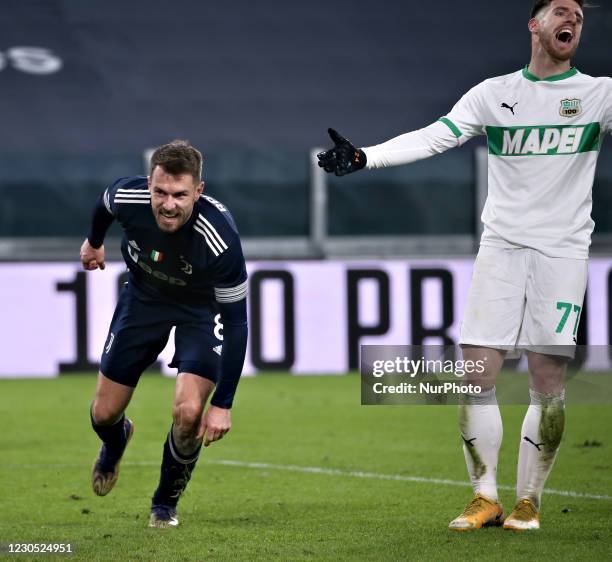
[152,426,201,508]
[90,407,128,459]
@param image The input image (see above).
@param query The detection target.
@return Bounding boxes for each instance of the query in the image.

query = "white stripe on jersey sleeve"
[115,193,150,198]
[198,215,228,250]
[196,219,225,255]
[114,188,151,204]
[193,224,220,256]
[215,280,248,303]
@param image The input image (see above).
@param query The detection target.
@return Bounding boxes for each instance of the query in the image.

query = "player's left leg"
[149,373,214,529]
[505,251,586,531]
[504,352,567,531]
[92,284,172,497]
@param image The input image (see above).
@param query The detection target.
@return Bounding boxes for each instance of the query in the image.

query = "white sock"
[516,389,565,508]
[458,387,503,501]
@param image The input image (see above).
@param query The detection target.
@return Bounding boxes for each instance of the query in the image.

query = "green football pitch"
[1,374,611,561]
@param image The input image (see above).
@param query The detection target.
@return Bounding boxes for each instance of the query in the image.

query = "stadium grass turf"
[0,373,611,561]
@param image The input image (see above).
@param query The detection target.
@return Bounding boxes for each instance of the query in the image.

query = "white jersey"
[363,67,612,258]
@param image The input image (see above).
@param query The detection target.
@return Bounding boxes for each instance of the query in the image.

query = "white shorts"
[460,246,587,357]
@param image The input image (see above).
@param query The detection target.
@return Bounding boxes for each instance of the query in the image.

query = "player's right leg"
[449,246,528,531]
[448,346,505,531]
[90,283,172,497]
[90,373,135,496]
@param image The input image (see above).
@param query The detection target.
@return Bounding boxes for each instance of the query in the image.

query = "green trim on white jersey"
[438,117,462,138]
[522,65,578,83]
[440,67,612,258]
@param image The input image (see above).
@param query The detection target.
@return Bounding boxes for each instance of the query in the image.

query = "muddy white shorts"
[459,245,588,357]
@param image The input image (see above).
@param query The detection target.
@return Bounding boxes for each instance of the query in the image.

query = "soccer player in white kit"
[318,0,611,531]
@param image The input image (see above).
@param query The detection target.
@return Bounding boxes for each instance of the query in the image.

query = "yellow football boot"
[448,494,504,531]
[503,498,540,531]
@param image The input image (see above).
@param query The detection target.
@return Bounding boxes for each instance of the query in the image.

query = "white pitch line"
[1,459,611,501]
[209,460,612,501]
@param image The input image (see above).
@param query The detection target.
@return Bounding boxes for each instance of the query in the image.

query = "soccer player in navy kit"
[80,140,248,528]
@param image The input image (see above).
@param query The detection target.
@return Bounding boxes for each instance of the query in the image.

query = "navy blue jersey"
[88,175,248,408]
[101,176,247,307]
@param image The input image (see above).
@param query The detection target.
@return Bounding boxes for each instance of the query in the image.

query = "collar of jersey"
[522,65,578,82]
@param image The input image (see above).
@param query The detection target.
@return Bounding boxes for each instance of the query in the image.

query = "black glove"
[317,128,367,176]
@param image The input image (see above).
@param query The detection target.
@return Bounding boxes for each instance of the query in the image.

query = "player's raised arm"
[317,123,460,174]
[359,121,466,169]
[318,83,486,173]
[81,188,116,270]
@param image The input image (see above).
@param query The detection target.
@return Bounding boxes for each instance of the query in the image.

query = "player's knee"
[530,359,566,377]
[91,400,123,426]
[172,401,203,431]
[528,353,567,393]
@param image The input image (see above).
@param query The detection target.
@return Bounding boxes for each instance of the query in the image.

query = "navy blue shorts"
[100,284,222,387]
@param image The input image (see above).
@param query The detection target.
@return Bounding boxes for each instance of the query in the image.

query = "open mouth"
[555,28,574,44]
[159,213,180,226]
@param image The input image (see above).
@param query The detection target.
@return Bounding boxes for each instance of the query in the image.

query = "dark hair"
[150,140,203,182]
[530,0,585,18]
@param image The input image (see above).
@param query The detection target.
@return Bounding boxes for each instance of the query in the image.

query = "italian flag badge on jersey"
[150,250,164,262]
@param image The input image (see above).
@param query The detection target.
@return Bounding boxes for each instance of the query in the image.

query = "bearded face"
[148,166,203,233]
[532,0,583,62]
